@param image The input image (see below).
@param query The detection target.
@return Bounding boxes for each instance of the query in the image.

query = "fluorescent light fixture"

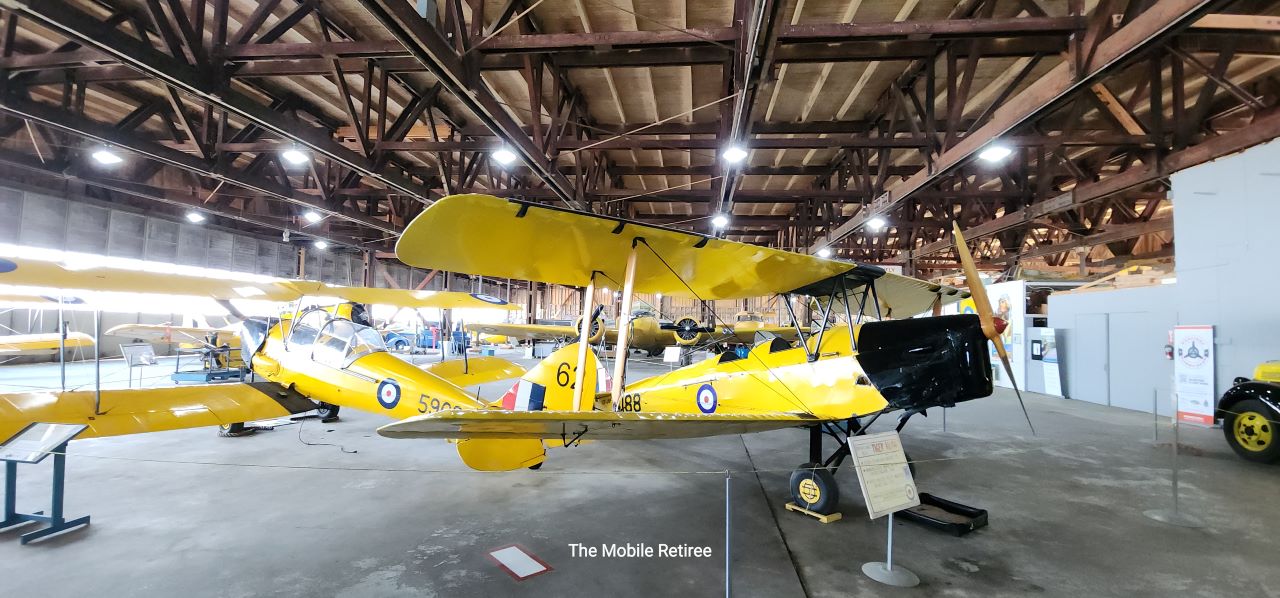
[302,211,323,224]
[722,146,748,163]
[92,149,123,165]
[1161,277,1177,285]
[816,248,832,258]
[711,214,729,228]
[977,144,1013,163]
[281,148,309,165]
[867,216,887,231]
[493,148,517,165]
[186,212,206,223]
[655,293,663,300]
[313,240,329,251]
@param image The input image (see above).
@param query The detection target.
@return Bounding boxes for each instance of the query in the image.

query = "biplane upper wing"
[105,324,223,344]
[396,194,967,315]
[464,322,579,342]
[376,409,818,441]
[0,332,94,355]
[0,382,317,442]
[0,256,517,310]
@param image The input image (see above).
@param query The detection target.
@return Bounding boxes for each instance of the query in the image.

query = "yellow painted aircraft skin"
[467,311,798,355]
[0,332,95,355]
[617,326,885,421]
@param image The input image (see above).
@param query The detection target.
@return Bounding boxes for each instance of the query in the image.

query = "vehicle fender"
[1217,381,1280,422]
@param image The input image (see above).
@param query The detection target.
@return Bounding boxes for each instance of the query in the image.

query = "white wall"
[1048,284,1178,415]
[1170,138,1280,394]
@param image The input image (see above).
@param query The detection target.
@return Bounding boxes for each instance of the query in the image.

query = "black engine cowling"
[856,314,993,411]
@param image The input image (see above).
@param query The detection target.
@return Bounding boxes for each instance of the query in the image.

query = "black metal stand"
[0,442,90,544]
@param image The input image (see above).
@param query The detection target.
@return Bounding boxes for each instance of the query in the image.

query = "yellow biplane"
[0,332,95,356]
[379,194,1028,514]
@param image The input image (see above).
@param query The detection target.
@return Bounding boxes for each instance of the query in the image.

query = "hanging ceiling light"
[186,212,206,223]
[711,214,729,228]
[721,146,748,163]
[977,144,1012,164]
[281,148,310,165]
[303,211,323,224]
[816,248,832,258]
[92,148,123,165]
[313,240,329,251]
[867,216,887,231]
[493,148,517,165]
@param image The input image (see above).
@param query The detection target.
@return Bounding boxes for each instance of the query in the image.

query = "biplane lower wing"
[0,382,317,442]
[0,332,94,355]
[376,409,818,441]
[464,322,578,342]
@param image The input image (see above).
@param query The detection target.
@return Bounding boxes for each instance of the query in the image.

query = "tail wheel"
[1224,399,1280,463]
[218,422,253,437]
[316,402,341,423]
[572,316,606,344]
[789,462,840,515]
[672,318,702,346]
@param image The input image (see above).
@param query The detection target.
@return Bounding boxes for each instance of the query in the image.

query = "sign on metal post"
[850,431,921,519]
[1173,325,1215,427]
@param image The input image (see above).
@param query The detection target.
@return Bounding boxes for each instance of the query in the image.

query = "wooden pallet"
[784,502,843,524]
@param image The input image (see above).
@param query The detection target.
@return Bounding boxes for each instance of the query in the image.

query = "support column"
[571,274,596,411]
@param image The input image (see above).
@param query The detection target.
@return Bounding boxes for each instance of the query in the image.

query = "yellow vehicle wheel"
[1223,399,1280,463]
[218,422,253,438]
[789,462,839,515]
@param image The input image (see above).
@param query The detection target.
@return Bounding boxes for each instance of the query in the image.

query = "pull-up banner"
[1173,325,1215,427]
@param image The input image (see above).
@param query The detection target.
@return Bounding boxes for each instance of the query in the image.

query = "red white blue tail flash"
[501,379,547,411]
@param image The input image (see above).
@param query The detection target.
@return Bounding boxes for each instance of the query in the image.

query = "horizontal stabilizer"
[421,356,527,387]
[376,409,817,441]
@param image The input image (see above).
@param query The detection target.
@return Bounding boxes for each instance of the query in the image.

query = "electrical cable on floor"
[295,417,358,454]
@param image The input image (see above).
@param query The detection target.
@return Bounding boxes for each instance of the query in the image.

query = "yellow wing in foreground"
[0,382,316,442]
[420,356,526,387]
[0,256,516,310]
[0,332,95,355]
[377,409,818,441]
[464,322,578,342]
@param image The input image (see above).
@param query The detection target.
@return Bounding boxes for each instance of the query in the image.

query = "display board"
[947,280,1027,390]
[849,431,920,519]
[120,342,157,367]
[0,423,88,464]
[1173,325,1215,426]
[1038,328,1063,397]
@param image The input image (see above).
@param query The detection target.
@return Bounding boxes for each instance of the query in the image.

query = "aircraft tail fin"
[496,343,607,412]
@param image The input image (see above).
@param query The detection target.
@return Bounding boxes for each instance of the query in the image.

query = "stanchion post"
[724,470,731,598]
[1152,389,1158,442]
[861,512,920,587]
[1143,391,1205,528]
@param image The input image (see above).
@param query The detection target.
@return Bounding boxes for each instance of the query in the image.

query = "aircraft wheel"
[789,462,839,515]
[218,422,253,437]
[1224,399,1280,463]
[316,402,341,423]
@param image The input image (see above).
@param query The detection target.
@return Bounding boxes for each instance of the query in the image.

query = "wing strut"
[610,240,641,410]
[572,272,598,411]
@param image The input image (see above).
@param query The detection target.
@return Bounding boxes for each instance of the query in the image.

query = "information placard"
[849,431,920,519]
[1173,325,1215,426]
[120,342,157,367]
[0,423,88,464]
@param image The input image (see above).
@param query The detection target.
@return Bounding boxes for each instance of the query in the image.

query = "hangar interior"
[0,0,1279,596]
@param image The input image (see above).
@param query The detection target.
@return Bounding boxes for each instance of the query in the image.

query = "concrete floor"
[0,354,1278,597]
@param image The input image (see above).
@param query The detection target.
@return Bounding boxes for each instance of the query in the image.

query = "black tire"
[1223,399,1280,463]
[789,462,840,515]
[317,402,341,423]
[218,422,252,437]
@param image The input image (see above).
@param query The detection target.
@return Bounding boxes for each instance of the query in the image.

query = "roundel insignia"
[0,258,16,274]
[376,379,401,409]
[696,383,717,414]
[470,293,506,305]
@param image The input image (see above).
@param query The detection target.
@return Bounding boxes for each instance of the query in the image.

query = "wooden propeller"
[952,222,1036,436]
